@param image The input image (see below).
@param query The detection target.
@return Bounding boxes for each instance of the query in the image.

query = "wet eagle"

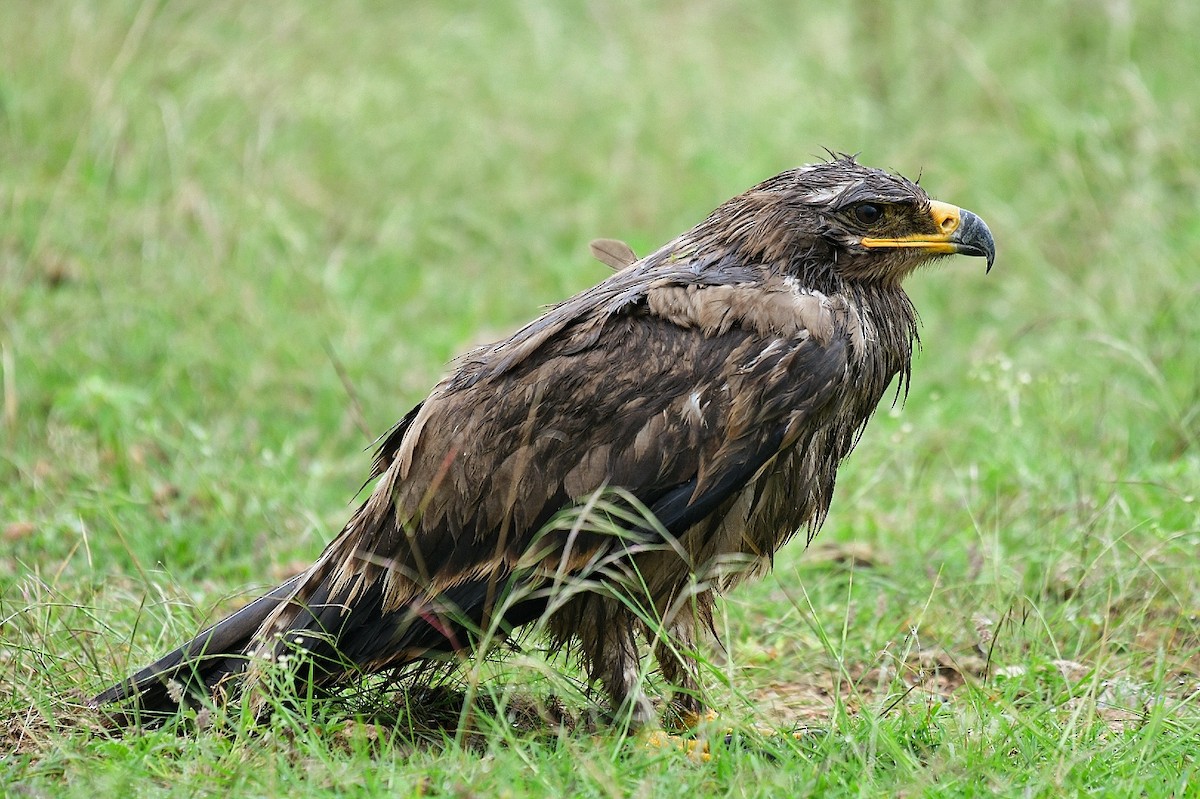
[94,156,995,725]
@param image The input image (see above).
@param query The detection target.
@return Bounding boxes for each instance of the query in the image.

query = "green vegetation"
[2,1,1197,795]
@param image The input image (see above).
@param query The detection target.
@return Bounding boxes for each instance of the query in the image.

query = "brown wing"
[255,276,856,670]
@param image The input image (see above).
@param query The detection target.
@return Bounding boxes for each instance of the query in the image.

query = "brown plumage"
[93,156,995,725]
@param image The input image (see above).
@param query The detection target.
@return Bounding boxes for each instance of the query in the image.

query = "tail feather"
[264,572,550,674]
[91,570,549,717]
[91,574,304,712]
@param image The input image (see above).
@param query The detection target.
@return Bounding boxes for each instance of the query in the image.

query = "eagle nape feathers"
[92,155,995,728]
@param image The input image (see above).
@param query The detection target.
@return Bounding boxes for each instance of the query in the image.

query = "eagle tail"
[91,571,551,718]
[90,574,304,715]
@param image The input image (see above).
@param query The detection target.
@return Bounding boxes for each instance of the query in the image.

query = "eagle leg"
[654,621,704,726]
[582,613,656,726]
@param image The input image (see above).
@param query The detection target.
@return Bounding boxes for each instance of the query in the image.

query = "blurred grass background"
[2,0,1198,795]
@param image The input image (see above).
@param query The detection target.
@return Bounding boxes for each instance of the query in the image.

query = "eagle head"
[696,155,996,287]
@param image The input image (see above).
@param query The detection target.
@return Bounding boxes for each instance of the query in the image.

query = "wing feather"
[253,275,859,669]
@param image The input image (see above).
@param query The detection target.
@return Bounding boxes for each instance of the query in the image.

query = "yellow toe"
[641,730,711,762]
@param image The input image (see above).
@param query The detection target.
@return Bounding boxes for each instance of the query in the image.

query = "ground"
[2,1,1199,796]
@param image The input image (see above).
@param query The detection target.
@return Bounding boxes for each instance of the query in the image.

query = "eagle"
[93,156,994,726]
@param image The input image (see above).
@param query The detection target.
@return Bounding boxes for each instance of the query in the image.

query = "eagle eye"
[853,203,884,226]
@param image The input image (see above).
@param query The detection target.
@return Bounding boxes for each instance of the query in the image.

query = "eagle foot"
[640,729,713,762]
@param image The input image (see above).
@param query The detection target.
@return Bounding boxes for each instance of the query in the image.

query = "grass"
[2,0,1198,795]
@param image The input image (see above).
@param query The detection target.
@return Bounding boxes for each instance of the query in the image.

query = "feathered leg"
[655,621,703,724]
[583,613,656,726]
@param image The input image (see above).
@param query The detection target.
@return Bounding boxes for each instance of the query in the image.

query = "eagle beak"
[861,200,996,273]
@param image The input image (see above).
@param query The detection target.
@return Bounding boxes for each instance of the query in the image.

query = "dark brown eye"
[854,203,884,225]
